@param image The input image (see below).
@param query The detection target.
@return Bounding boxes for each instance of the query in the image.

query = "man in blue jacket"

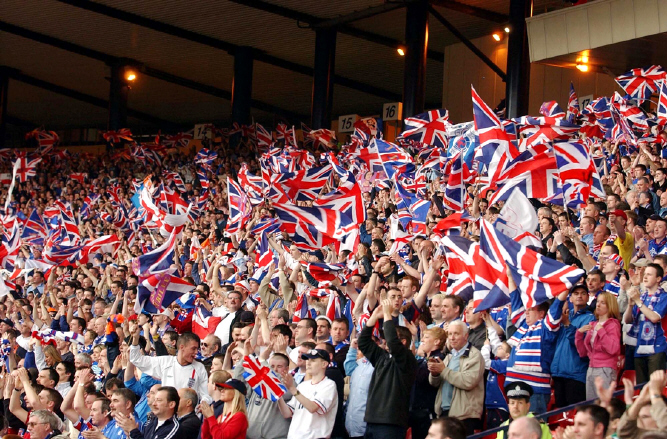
[550,284,595,408]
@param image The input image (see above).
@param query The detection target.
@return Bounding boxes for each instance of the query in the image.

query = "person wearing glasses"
[26,410,68,439]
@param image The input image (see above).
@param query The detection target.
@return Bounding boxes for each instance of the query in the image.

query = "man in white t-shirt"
[278,348,338,439]
[129,328,211,404]
[213,290,243,345]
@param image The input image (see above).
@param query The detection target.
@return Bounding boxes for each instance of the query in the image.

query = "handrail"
[466,382,646,439]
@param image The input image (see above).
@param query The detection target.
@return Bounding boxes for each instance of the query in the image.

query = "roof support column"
[311,28,337,130]
[108,61,129,130]
[0,71,8,147]
[403,0,428,120]
[231,46,254,126]
[505,0,532,119]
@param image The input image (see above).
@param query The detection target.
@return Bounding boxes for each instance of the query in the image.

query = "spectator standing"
[428,321,485,435]
[575,292,622,400]
[624,263,667,383]
[358,298,417,439]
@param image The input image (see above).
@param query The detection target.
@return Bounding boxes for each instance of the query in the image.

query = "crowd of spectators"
[0,118,666,439]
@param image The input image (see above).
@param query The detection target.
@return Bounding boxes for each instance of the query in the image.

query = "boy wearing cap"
[278,348,338,439]
[496,382,551,439]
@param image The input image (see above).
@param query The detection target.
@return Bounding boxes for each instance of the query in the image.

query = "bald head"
[508,416,542,439]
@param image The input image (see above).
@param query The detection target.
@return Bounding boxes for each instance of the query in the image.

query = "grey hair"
[448,320,469,335]
[75,353,92,367]
[179,387,198,409]
[30,409,62,432]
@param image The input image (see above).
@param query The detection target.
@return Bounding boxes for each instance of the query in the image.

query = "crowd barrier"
[467,383,646,439]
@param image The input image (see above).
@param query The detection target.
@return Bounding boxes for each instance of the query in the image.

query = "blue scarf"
[635,288,666,355]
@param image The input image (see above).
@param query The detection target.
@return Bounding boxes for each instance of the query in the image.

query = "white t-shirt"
[286,377,338,439]
[214,311,236,345]
[129,345,211,403]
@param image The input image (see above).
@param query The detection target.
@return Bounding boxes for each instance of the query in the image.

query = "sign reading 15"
[338,114,359,133]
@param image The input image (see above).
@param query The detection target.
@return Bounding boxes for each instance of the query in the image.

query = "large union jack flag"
[480,220,584,309]
[243,354,286,401]
[615,65,666,101]
[471,86,519,188]
[399,109,450,148]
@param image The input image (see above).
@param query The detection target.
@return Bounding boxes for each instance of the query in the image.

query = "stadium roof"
[1,0,567,131]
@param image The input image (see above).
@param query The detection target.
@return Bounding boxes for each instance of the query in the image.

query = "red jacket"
[201,411,248,439]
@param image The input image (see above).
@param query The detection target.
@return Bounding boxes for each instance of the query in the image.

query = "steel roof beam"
[0,21,306,121]
[53,0,402,100]
[6,70,184,128]
[428,7,506,81]
[227,0,444,62]
[429,0,509,23]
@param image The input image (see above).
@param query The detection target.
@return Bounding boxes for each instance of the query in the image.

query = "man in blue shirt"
[550,284,595,408]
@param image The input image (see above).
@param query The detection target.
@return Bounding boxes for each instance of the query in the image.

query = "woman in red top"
[200,378,248,439]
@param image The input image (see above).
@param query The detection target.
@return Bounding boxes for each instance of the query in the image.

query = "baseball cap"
[215,379,246,394]
[634,258,650,268]
[569,283,589,295]
[650,214,662,221]
[609,210,627,221]
[301,348,330,362]
[309,250,324,261]
[0,318,14,328]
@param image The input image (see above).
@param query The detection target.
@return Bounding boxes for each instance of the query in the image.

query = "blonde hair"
[423,327,447,349]
[226,389,247,416]
[42,345,62,364]
[595,292,620,320]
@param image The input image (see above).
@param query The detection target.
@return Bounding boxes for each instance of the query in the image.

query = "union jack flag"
[163,130,193,148]
[480,220,584,309]
[76,235,121,265]
[489,144,559,204]
[21,208,47,245]
[227,177,252,234]
[615,65,667,101]
[443,152,473,212]
[568,82,579,119]
[271,165,333,203]
[102,128,133,144]
[162,171,186,193]
[135,272,194,314]
[131,231,177,276]
[471,86,519,188]
[25,129,59,148]
[255,123,273,149]
[539,101,565,118]
[399,109,450,148]
[242,354,286,401]
[326,293,342,321]
[553,140,596,208]
[512,116,579,149]
[658,80,667,125]
[194,148,217,170]
[79,194,100,221]
[14,156,41,182]
[292,292,317,322]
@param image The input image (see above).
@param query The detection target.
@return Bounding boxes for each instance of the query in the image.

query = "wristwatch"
[294,389,300,397]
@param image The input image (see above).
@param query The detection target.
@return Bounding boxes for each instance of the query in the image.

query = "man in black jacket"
[359,295,417,439]
[116,386,181,439]
[176,388,201,438]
